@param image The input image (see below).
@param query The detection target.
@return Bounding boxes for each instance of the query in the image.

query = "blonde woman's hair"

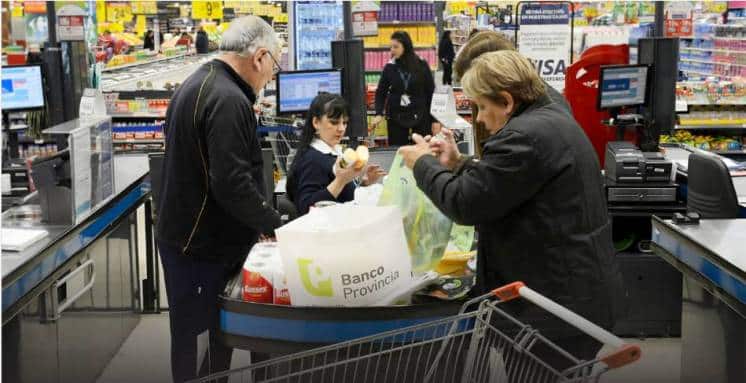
[461,50,545,107]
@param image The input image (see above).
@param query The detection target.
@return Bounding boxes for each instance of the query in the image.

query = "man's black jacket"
[157,59,281,264]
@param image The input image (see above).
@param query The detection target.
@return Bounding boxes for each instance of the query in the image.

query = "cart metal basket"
[189,282,641,383]
[260,116,301,176]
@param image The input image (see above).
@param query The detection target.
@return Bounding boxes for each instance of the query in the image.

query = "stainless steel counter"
[2,154,150,318]
[651,217,746,383]
[652,217,746,310]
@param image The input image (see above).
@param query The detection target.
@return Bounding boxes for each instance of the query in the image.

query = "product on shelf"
[364,48,437,71]
[378,2,435,22]
[678,105,746,126]
[454,89,471,111]
[680,23,746,79]
[661,131,743,152]
[112,120,166,140]
[363,25,437,48]
[676,80,746,105]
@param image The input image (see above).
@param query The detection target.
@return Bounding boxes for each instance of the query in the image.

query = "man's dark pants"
[158,240,238,383]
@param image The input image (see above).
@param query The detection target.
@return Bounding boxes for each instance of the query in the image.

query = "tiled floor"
[97,312,682,383]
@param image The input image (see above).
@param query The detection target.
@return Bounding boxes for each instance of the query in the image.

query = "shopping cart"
[259,115,301,176]
[189,282,640,383]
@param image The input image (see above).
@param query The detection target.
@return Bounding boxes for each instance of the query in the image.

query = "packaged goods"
[340,145,370,170]
[241,243,286,304]
[242,260,275,303]
[273,269,292,305]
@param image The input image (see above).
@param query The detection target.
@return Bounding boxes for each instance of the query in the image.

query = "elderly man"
[156,16,282,382]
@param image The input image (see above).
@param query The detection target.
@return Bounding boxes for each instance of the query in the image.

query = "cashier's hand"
[399,134,434,169]
[333,157,364,184]
[429,128,461,171]
[362,164,386,186]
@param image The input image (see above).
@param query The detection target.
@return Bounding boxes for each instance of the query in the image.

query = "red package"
[242,261,274,303]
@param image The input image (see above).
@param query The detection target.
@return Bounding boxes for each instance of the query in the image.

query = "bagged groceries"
[379,153,454,273]
[241,243,291,305]
[276,205,412,307]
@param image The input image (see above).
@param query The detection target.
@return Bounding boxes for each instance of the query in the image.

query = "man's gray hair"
[220,16,281,56]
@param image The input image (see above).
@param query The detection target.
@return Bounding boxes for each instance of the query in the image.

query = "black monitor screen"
[2,65,45,111]
[598,65,649,109]
[276,69,343,114]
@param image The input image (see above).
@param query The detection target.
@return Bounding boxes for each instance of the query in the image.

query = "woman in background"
[371,31,436,146]
[438,30,455,86]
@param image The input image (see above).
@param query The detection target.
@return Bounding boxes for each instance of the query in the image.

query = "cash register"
[597,65,676,203]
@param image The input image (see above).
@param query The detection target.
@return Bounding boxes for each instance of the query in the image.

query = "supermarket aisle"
[96,313,251,383]
[98,311,681,383]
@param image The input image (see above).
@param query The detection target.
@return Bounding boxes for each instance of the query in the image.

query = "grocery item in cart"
[242,243,288,304]
[241,261,275,303]
[273,269,292,305]
[276,205,412,307]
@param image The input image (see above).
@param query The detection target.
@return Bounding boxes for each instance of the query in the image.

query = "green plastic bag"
[378,153,455,273]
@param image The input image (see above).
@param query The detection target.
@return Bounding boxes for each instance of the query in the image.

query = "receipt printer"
[605,142,673,183]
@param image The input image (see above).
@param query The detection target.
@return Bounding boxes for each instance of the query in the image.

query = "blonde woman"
[400,50,624,370]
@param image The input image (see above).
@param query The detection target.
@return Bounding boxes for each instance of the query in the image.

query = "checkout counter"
[650,145,745,382]
[1,118,155,383]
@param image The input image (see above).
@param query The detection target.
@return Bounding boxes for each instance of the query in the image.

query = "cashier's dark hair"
[286,93,349,203]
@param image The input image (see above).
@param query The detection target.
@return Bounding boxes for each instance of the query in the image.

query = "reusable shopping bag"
[276,205,412,307]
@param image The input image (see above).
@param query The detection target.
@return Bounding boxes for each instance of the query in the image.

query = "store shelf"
[714,36,746,42]
[677,99,746,106]
[679,46,746,55]
[712,150,746,155]
[109,112,166,118]
[675,124,746,130]
[377,21,436,25]
[680,69,725,78]
[364,46,436,50]
[113,139,165,144]
[680,58,746,67]
[102,52,193,72]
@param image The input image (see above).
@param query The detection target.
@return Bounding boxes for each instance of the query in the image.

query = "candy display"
[661,131,744,152]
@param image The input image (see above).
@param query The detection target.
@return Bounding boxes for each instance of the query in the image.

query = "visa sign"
[518,3,572,92]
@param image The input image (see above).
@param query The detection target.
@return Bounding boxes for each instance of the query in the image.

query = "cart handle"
[492,281,641,369]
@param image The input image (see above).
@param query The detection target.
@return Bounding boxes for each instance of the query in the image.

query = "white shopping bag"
[276,205,412,307]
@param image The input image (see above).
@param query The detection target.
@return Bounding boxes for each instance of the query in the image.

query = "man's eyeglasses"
[265,51,282,75]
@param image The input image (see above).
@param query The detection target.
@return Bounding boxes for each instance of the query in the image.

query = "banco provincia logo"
[297,258,333,297]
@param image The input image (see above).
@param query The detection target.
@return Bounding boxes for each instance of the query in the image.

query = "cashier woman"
[399,50,625,368]
[287,93,386,215]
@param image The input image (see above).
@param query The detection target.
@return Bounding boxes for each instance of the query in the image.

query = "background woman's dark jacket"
[374,58,435,142]
[413,94,624,331]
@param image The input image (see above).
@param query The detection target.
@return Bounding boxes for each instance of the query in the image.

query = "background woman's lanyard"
[399,69,412,93]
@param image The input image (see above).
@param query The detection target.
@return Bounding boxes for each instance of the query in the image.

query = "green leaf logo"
[297,258,333,297]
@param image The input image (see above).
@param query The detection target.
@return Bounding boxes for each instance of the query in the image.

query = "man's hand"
[399,133,434,169]
[259,234,276,242]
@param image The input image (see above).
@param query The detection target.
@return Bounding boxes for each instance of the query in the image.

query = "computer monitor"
[276,69,343,114]
[1,65,45,111]
[597,64,649,110]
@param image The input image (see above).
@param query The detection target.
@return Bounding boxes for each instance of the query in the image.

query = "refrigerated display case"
[289,1,344,70]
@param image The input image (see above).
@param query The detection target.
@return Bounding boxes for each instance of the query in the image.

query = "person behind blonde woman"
[399,50,625,370]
